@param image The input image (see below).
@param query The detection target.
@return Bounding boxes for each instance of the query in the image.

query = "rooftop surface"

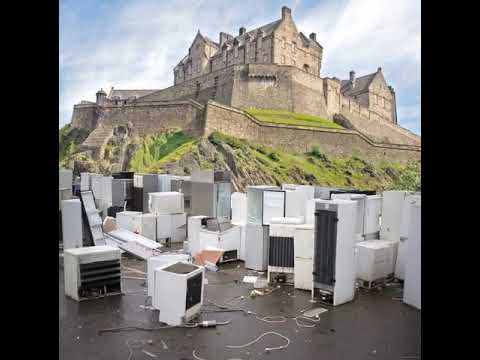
[59,256,421,360]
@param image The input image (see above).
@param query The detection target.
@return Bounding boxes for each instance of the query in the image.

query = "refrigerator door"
[262,190,285,225]
[294,257,313,291]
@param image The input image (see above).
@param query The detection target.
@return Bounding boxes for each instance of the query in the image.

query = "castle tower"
[96,88,107,106]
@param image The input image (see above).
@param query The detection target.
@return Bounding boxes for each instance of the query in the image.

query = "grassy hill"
[59,125,420,192]
[245,108,343,130]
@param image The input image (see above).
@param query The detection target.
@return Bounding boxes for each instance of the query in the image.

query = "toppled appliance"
[64,245,122,301]
[148,253,191,298]
[105,228,162,260]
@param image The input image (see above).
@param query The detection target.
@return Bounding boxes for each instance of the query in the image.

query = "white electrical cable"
[255,315,287,323]
[294,316,321,328]
[226,331,290,352]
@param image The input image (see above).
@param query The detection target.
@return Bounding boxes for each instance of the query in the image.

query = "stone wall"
[71,104,99,130]
[97,100,205,137]
[204,101,420,162]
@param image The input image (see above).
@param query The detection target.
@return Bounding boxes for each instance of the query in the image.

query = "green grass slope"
[245,108,343,130]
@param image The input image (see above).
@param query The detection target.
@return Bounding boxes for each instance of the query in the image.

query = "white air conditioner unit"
[116,211,142,232]
[312,199,357,306]
[153,262,204,326]
[62,199,83,250]
[294,224,314,291]
[148,254,191,298]
[64,245,122,301]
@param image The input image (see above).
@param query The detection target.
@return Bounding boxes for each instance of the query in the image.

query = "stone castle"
[71,6,420,162]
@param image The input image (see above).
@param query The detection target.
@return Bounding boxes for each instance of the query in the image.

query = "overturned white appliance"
[64,245,122,301]
[105,229,162,260]
[148,253,191,298]
[312,199,357,306]
[153,262,204,326]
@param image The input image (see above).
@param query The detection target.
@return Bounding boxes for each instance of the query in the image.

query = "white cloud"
[60,0,420,134]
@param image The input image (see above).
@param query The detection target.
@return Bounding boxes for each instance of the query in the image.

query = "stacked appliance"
[245,186,278,271]
[403,200,421,310]
[61,199,83,250]
[133,174,144,212]
[134,213,157,241]
[312,199,357,306]
[198,218,241,263]
[64,245,122,301]
[355,240,398,288]
[230,192,247,260]
[190,170,232,219]
[153,262,204,325]
[293,224,315,291]
[150,192,186,244]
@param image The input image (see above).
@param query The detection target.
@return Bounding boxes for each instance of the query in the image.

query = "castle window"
[292,42,297,53]
[114,100,118,105]
[124,100,127,105]
[282,37,286,49]
[195,82,201,98]
[303,64,310,73]
[263,53,268,63]
[281,55,285,64]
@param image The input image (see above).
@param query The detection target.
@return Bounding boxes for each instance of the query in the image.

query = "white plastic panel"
[365,195,382,235]
[403,202,421,309]
[231,192,247,225]
[62,199,83,250]
[380,191,408,242]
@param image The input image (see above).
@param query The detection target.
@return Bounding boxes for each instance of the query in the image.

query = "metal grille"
[313,210,337,285]
[269,236,294,267]
[79,259,121,291]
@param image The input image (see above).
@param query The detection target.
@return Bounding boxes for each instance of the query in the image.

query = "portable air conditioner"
[64,245,122,301]
[294,224,314,291]
[199,224,241,263]
[59,169,73,190]
[187,215,208,257]
[403,201,421,310]
[268,223,296,284]
[62,199,83,250]
[149,192,184,215]
[156,213,187,243]
[134,213,157,241]
[245,223,269,271]
[356,240,397,287]
[395,194,421,280]
[148,254,191,298]
[116,211,142,232]
[153,262,204,326]
[312,199,357,306]
[364,195,382,240]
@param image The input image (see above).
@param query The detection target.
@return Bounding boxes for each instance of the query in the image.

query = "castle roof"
[107,89,159,100]
[221,19,282,48]
[340,72,377,96]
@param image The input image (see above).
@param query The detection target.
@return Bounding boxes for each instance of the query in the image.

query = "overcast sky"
[59,0,421,134]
